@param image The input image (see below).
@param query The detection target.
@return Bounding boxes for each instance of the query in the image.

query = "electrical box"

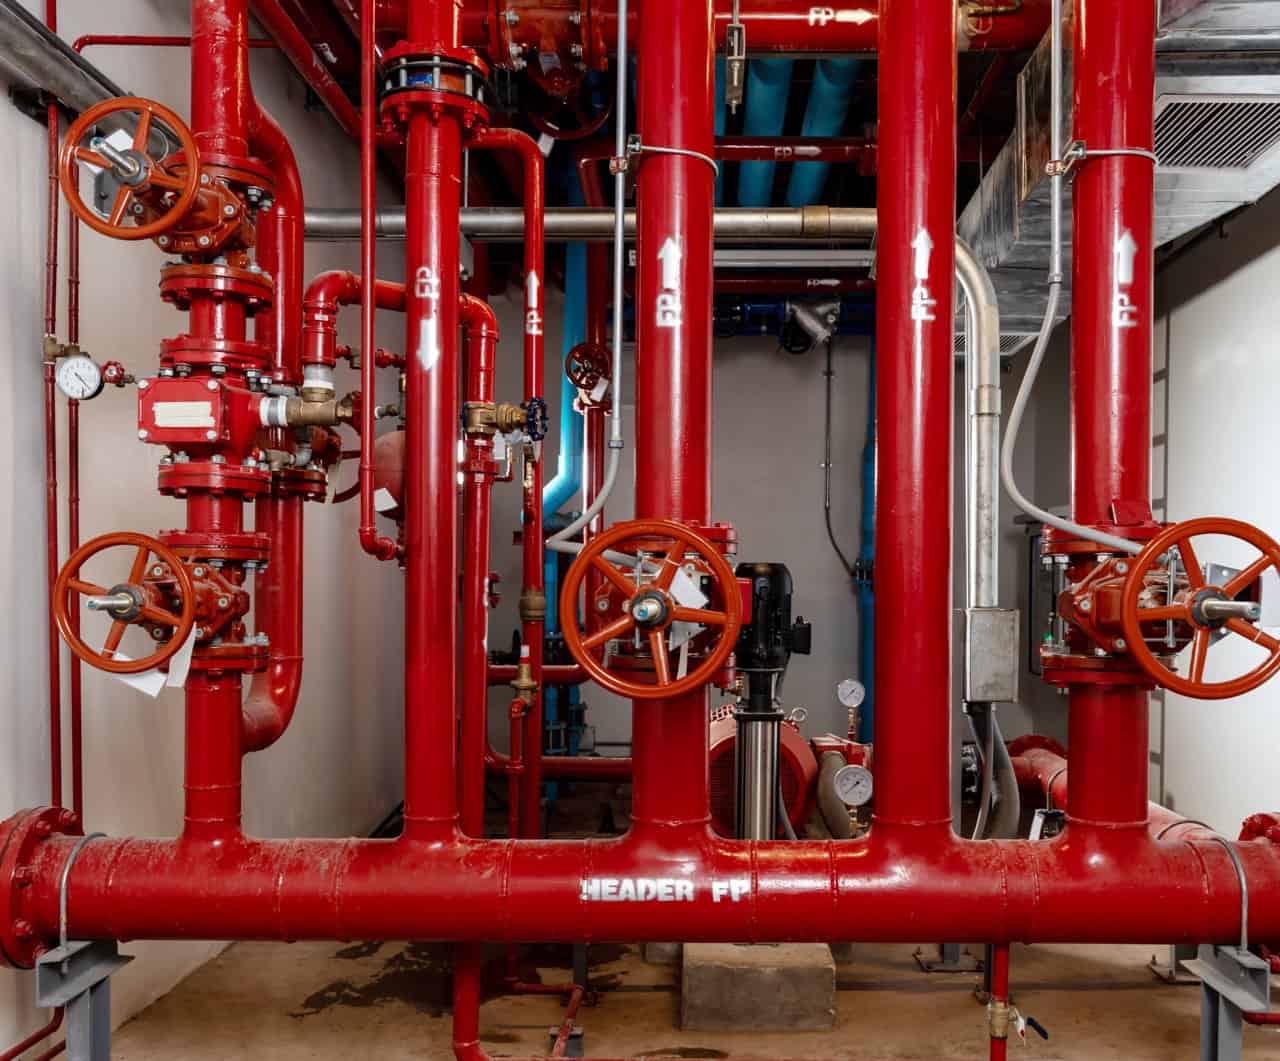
[962,607,1021,704]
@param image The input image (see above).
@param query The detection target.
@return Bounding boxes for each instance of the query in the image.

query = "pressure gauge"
[833,763,874,808]
[837,678,866,710]
[55,354,104,401]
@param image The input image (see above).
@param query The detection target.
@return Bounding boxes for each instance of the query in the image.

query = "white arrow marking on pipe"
[1114,230,1138,287]
[659,237,683,291]
[525,271,543,336]
[835,9,875,23]
[418,316,441,371]
[912,228,934,282]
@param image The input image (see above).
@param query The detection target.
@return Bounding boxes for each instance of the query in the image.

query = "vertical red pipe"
[460,295,499,838]
[358,0,399,562]
[989,943,1010,1061]
[632,0,716,832]
[183,673,244,840]
[465,128,545,840]
[872,0,957,830]
[1066,0,1157,828]
[401,0,465,838]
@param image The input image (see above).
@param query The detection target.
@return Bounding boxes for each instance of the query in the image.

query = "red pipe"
[75,34,275,50]
[716,136,872,164]
[872,0,956,828]
[357,0,401,564]
[550,986,586,1058]
[460,293,500,837]
[630,0,717,835]
[42,74,61,812]
[466,127,546,842]
[1065,0,1158,828]
[374,0,1050,54]
[0,1009,63,1061]
[488,663,585,686]
[302,270,407,370]
[399,0,468,840]
[14,823,1280,948]
[248,0,361,139]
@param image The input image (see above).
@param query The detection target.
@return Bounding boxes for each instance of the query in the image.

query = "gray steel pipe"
[0,0,123,112]
[304,205,879,243]
[735,715,781,841]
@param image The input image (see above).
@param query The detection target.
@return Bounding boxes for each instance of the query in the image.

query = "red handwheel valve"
[53,532,197,675]
[1121,518,1280,700]
[560,520,743,700]
[59,96,201,242]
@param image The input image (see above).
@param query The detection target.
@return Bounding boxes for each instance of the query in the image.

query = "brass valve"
[987,999,1011,1040]
[463,401,528,438]
[510,660,538,703]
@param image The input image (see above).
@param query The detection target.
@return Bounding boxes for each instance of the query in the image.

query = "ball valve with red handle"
[1120,518,1280,700]
[560,519,743,700]
[59,97,201,242]
[53,532,197,676]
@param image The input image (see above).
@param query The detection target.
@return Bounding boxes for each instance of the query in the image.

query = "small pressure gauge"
[837,678,866,710]
[55,354,104,401]
[833,763,874,808]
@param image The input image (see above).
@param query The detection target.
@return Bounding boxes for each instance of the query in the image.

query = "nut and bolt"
[1116,561,1129,574]
[158,235,170,247]
[151,565,165,577]
[217,596,230,609]
[205,430,218,441]
[198,236,212,247]
[211,454,226,464]
[505,8,519,23]
[1114,638,1128,651]
[211,364,227,377]
[206,379,218,391]
[595,598,611,613]
[138,429,149,440]
[193,566,206,578]
[200,173,211,185]
[1079,599,1092,613]
[223,204,237,217]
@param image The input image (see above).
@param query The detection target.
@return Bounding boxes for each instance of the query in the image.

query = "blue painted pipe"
[737,59,794,207]
[784,59,860,207]
[856,341,876,742]
[714,56,727,205]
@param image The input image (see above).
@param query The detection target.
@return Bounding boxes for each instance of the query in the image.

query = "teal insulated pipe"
[785,59,860,206]
[737,58,794,206]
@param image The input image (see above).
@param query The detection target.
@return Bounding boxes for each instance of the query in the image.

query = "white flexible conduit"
[545,0,627,560]
[997,0,1143,557]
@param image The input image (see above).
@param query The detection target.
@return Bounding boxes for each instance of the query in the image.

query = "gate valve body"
[53,532,197,675]
[1117,518,1280,699]
[60,97,201,242]
[560,519,743,700]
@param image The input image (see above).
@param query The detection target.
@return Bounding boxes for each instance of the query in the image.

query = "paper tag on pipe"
[374,487,398,513]
[669,567,707,610]
[164,629,197,689]
[590,378,610,404]
[109,653,168,699]
[676,639,690,681]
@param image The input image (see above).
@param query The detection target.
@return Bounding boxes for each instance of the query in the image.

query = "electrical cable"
[777,771,798,841]
[822,338,857,579]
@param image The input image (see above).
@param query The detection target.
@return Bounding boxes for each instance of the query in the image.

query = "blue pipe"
[737,59,794,206]
[856,341,875,742]
[714,56,727,205]
[784,59,860,207]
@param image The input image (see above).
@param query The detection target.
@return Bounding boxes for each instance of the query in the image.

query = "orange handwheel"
[54,532,196,675]
[560,519,742,700]
[1121,518,1280,700]
[60,97,201,241]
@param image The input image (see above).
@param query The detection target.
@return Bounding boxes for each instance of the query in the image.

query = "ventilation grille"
[954,333,1037,357]
[1155,95,1280,172]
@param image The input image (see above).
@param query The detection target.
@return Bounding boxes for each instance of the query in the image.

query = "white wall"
[1,1,405,1047]
[1157,187,1280,831]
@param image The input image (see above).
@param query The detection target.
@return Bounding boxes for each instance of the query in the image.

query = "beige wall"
[1,1,405,1046]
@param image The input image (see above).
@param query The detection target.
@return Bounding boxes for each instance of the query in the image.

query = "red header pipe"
[631,0,717,833]
[1065,0,1159,829]
[872,0,957,829]
[10,820,1280,950]
[302,270,407,369]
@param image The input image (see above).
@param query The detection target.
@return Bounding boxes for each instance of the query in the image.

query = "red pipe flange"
[59,97,201,242]
[53,532,196,676]
[560,519,742,700]
[0,808,80,969]
[1121,518,1280,700]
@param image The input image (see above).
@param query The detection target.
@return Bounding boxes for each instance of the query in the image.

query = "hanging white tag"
[164,629,197,689]
[110,653,168,699]
[676,638,690,680]
[669,566,708,609]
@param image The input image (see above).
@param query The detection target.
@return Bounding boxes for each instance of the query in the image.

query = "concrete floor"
[110,938,1280,1060]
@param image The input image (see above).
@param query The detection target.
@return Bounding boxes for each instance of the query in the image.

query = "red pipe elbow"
[303,271,407,369]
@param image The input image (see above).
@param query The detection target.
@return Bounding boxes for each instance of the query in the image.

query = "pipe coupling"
[519,588,547,623]
[510,661,538,702]
[988,999,1011,1040]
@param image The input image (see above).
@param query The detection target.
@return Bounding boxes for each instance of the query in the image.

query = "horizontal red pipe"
[75,34,276,50]
[716,136,872,164]
[375,0,1050,53]
[303,271,406,368]
[9,817,1280,954]
[484,748,632,782]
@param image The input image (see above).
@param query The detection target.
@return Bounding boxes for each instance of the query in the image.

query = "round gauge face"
[836,678,866,710]
[833,763,874,808]
[55,354,104,401]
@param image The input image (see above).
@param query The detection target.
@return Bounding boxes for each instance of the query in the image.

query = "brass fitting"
[463,401,527,438]
[270,392,356,429]
[510,661,538,703]
[987,1000,1011,1040]
[43,336,83,363]
[519,588,547,623]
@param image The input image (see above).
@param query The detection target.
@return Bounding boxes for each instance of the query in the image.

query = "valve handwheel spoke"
[560,519,743,701]
[53,531,197,676]
[1121,517,1280,699]
[59,96,201,242]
